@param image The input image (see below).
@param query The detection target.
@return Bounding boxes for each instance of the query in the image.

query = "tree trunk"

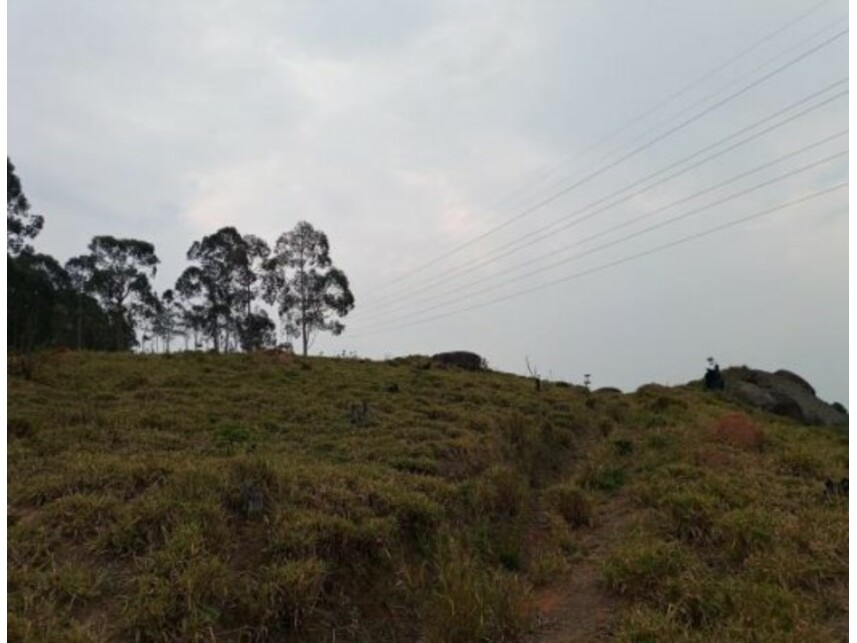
[75,295,82,350]
[302,321,308,357]
[300,259,308,357]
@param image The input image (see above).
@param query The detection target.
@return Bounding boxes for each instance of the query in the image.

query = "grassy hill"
[6,351,848,641]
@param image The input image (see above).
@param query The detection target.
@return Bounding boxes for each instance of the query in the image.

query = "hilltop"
[7,351,849,641]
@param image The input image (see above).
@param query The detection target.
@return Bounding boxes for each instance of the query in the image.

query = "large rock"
[773,369,815,396]
[431,351,485,371]
[720,367,847,427]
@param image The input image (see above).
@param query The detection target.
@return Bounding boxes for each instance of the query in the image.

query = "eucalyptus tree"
[65,255,96,349]
[6,160,120,351]
[66,236,159,349]
[151,289,185,353]
[180,301,208,350]
[8,252,70,350]
[263,221,354,356]
[176,227,269,352]
[237,309,276,351]
[7,158,44,256]
[235,233,275,351]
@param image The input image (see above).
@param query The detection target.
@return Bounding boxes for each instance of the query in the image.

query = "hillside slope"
[6,352,848,641]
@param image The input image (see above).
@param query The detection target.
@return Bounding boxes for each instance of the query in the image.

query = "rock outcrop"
[431,351,486,371]
[716,366,847,427]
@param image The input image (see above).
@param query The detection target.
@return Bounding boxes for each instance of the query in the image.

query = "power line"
[357,130,847,320]
[385,5,843,285]
[376,25,847,292]
[365,82,847,311]
[353,150,847,329]
[364,80,848,312]
[507,11,846,216]
[349,182,847,338]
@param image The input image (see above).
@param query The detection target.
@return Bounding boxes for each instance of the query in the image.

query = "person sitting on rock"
[704,358,725,391]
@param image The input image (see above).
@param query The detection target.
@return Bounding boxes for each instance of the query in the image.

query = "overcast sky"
[8,0,849,403]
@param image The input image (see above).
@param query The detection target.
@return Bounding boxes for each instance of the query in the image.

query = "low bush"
[544,482,592,529]
[710,412,766,451]
[660,491,718,545]
[580,464,626,492]
[602,538,689,600]
[8,416,33,439]
[420,537,532,643]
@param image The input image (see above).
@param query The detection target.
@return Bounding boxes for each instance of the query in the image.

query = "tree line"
[7,158,354,355]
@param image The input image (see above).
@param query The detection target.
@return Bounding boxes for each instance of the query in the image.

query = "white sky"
[7,0,850,403]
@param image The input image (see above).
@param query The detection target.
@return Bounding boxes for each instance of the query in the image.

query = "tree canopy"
[66,236,160,350]
[264,221,355,356]
[176,227,274,352]
[7,158,44,256]
[7,158,354,355]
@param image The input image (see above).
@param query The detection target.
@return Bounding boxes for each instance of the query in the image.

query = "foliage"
[6,158,348,356]
[175,226,271,352]
[6,160,123,351]
[149,289,185,352]
[8,253,126,351]
[66,236,160,349]
[7,158,44,256]
[264,220,355,356]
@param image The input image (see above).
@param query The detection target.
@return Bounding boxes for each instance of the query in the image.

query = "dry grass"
[7,350,609,641]
[7,352,847,641]
[710,411,766,450]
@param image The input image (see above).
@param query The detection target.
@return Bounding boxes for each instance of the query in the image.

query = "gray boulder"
[773,369,815,396]
[721,367,847,427]
[431,351,486,371]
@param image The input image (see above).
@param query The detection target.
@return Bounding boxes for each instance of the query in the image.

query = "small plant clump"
[544,483,592,528]
[710,412,766,451]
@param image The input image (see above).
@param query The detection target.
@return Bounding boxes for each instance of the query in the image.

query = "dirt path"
[524,492,635,643]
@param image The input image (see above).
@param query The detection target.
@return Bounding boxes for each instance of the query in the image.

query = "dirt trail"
[525,489,635,642]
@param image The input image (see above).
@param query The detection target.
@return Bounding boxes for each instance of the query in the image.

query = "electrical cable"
[363,80,848,312]
[376,26,847,291]
[507,11,846,216]
[349,182,847,337]
[357,130,847,320]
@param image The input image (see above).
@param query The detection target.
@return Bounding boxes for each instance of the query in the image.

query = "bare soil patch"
[525,495,636,642]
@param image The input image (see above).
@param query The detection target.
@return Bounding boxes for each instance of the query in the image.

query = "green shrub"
[497,411,540,470]
[224,456,279,518]
[470,466,531,569]
[646,432,673,450]
[778,447,824,478]
[716,508,775,564]
[664,568,736,630]
[123,555,231,639]
[214,424,252,454]
[42,493,119,542]
[392,492,442,547]
[660,491,717,545]
[613,438,634,456]
[236,558,327,631]
[602,539,688,600]
[474,466,529,519]
[420,537,532,643]
[544,483,592,528]
[614,605,685,642]
[580,464,626,492]
[8,416,33,439]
